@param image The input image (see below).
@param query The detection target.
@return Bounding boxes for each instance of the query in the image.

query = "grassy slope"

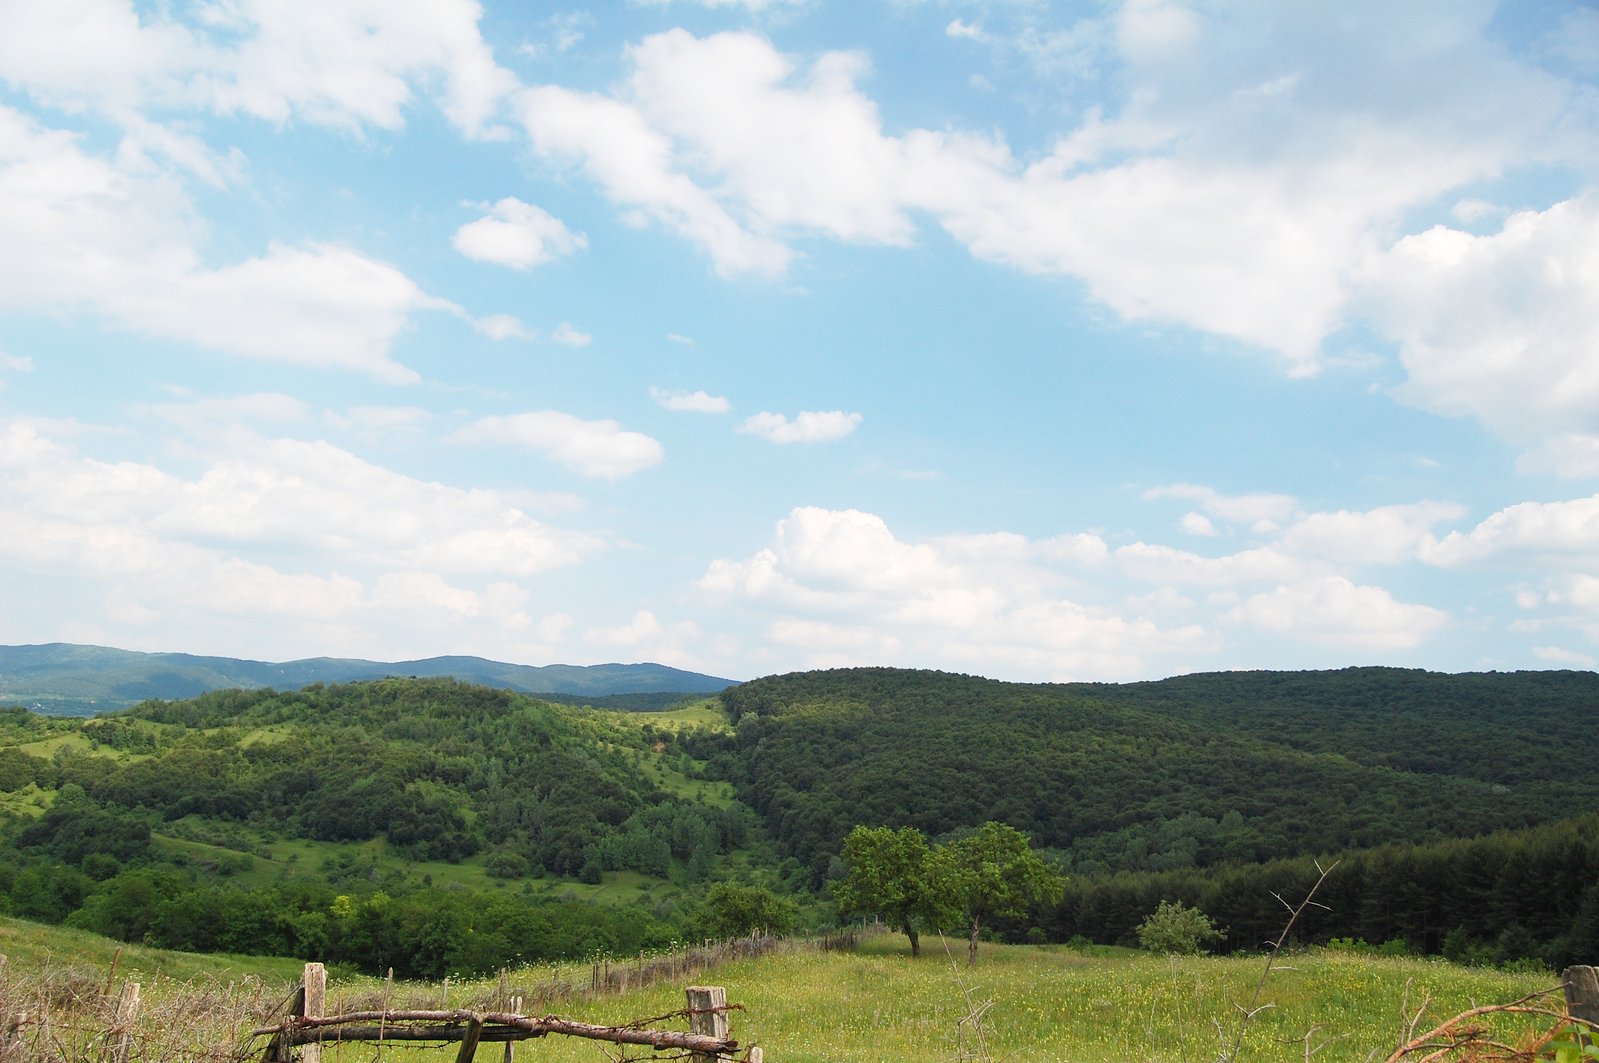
[0,915,302,984]
[463,938,1556,1063]
[0,918,1559,1063]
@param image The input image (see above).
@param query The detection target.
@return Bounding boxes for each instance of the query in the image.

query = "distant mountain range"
[0,642,737,714]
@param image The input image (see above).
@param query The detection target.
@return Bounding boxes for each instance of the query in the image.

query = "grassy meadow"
[0,919,1564,1063]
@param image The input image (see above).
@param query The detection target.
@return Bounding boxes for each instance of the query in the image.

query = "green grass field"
[2,917,1562,1063]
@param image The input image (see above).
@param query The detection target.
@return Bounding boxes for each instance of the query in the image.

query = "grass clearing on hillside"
[0,920,1562,1063]
[303,938,1554,1063]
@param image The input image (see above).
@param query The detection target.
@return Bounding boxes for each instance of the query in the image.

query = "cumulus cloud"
[651,387,731,413]
[1276,502,1466,565]
[738,409,861,443]
[0,420,598,659]
[1366,195,1599,441]
[1223,576,1449,650]
[453,198,587,269]
[1424,494,1599,566]
[0,0,518,137]
[450,411,664,479]
[701,506,1206,680]
[0,107,446,381]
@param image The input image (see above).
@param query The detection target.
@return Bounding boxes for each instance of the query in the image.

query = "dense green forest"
[721,666,1599,879]
[2,665,1597,976]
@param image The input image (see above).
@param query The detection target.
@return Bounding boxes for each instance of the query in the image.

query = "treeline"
[0,853,676,979]
[1036,814,1599,969]
[720,667,1599,881]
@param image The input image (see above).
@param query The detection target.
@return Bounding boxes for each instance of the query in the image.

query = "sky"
[2,0,1599,684]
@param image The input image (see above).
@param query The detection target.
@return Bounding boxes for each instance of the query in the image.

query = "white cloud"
[474,313,536,341]
[0,107,446,381]
[1223,576,1449,650]
[518,82,792,277]
[1425,494,1599,566]
[1276,502,1466,565]
[0,420,598,658]
[453,198,587,269]
[0,0,518,137]
[0,353,35,373]
[1115,542,1307,587]
[323,405,435,439]
[450,411,664,479]
[1366,195,1599,441]
[739,409,861,443]
[1180,512,1216,537]
[640,0,809,8]
[1533,645,1597,668]
[1518,434,1599,479]
[651,387,730,413]
[946,20,986,43]
[506,16,1587,378]
[1115,0,1202,64]
[142,393,311,433]
[1142,483,1297,528]
[583,609,702,667]
[702,506,1208,680]
[551,322,592,347]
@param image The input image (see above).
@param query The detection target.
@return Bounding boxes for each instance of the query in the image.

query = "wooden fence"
[251,963,764,1062]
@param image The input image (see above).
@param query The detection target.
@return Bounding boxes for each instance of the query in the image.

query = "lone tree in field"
[700,881,798,939]
[944,821,1064,965]
[1136,899,1225,955]
[832,825,954,957]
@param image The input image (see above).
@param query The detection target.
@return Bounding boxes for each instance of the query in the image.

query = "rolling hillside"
[720,666,1599,878]
[0,642,736,714]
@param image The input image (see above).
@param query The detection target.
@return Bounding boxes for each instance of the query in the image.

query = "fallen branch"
[1380,988,1599,1063]
[252,1007,738,1054]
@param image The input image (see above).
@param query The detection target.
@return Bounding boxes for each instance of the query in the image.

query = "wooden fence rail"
[253,963,763,1062]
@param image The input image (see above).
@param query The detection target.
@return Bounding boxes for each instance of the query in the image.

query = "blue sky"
[2,0,1598,683]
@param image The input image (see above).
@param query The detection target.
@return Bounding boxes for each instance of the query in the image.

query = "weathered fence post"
[453,1016,484,1063]
[503,996,522,1063]
[685,986,728,1063]
[302,963,326,1063]
[107,981,139,1063]
[1566,966,1599,1047]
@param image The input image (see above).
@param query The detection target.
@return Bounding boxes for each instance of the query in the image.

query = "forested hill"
[719,666,1599,880]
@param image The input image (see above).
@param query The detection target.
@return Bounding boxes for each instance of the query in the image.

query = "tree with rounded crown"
[832,825,955,957]
[944,821,1064,965]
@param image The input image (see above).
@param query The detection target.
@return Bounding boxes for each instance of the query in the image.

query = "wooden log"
[686,986,729,1063]
[107,981,139,1063]
[254,1010,738,1055]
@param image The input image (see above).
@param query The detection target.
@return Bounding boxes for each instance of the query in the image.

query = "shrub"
[1136,899,1225,955]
